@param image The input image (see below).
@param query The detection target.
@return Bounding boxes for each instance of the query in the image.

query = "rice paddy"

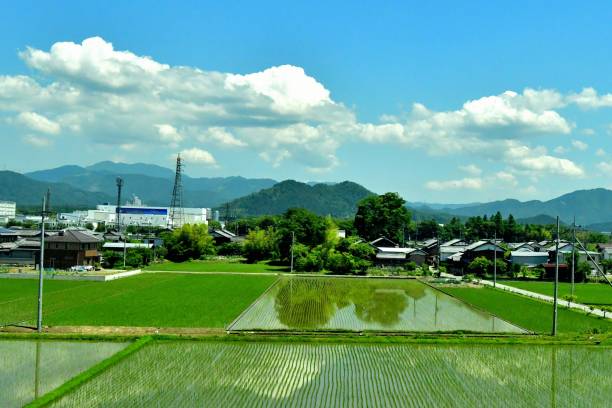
[50,341,612,407]
[229,277,525,333]
[0,340,126,408]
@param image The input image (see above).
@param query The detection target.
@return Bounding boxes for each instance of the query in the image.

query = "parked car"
[69,265,95,272]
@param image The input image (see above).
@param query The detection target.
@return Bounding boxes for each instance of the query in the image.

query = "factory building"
[0,200,16,224]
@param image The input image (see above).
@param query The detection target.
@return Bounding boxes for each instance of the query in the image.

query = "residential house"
[209,229,245,245]
[510,251,549,267]
[439,239,468,261]
[44,229,102,270]
[508,242,537,252]
[370,236,426,266]
[461,240,505,265]
[0,239,40,266]
[596,243,612,261]
[419,238,439,263]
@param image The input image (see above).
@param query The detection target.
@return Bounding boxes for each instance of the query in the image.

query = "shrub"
[217,242,243,256]
[467,256,491,277]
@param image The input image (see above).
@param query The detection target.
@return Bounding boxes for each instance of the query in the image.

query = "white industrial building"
[80,204,208,228]
[0,200,16,224]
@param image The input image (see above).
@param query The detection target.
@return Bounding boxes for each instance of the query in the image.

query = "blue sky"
[1,1,611,203]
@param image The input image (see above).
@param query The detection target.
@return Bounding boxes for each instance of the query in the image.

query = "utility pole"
[552,216,560,336]
[493,231,497,288]
[571,216,576,298]
[290,231,295,273]
[37,189,50,333]
[436,232,441,277]
[123,233,127,269]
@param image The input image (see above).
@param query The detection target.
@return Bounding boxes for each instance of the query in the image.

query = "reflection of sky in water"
[0,340,126,408]
[52,342,612,407]
[230,278,525,333]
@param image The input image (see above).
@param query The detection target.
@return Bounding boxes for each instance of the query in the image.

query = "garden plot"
[51,341,611,407]
[229,277,525,333]
[0,340,126,407]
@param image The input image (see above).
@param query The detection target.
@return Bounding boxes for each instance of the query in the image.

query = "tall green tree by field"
[243,228,278,263]
[354,193,411,242]
[162,224,215,262]
[277,208,328,260]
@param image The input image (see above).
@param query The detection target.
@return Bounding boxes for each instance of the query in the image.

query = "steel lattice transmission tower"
[168,154,185,229]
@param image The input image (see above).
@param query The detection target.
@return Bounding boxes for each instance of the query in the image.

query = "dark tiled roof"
[46,229,102,243]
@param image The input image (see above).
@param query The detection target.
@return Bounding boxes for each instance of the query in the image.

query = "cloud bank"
[1,36,610,179]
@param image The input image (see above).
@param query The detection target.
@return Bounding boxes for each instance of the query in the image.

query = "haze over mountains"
[0,161,611,231]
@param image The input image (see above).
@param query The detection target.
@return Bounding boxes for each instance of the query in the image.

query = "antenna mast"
[168,154,185,229]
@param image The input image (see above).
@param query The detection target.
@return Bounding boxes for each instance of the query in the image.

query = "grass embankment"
[443,286,612,334]
[502,281,612,306]
[0,274,276,328]
[144,259,288,273]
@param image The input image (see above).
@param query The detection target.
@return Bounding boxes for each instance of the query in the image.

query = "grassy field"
[144,259,288,273]
[0,274,276,328]
[443,286,612,334]
[503,281,612,306]
[48,341,612,407]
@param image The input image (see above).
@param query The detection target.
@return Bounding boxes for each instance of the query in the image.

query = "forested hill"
[222,180,375,218]
[0,171,112,208]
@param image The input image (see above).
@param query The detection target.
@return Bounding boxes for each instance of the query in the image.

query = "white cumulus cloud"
[459,164,482,176]
[597,161,612,173]
[179,148,217,166]
[2,36,611,177]
[571,139,588,151]
[155,124,183,145]
[16,111,60,134]
[425,177,483,191]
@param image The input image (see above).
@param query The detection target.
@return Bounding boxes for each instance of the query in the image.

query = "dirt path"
[0,325,227,336]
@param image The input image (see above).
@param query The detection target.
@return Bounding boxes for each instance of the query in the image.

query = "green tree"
[161,224,216,262]
[602,259,612,274]
[101,250,122,269]
[243,228,277,263]
[277,208,327,261]
[467,256,492,277]
[354,192,411,242]
[417,219,440,240]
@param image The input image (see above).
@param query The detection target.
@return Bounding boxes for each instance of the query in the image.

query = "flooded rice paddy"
[229,277,525,333]
[51,341,611,407]
[0,340,126,407]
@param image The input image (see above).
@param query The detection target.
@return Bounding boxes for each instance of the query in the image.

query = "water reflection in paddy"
[0,340,126,407]
[229,277,525,333]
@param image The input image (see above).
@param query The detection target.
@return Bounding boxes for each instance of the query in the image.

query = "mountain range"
[420,188,612,227]
[1,161,611,231]
[22,161,276,208]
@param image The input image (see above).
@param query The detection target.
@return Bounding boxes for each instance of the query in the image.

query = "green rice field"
[229,277,525,333]
[503,281,612,306]
[49,341,612,407]
[0,340,126,407]
[443,286,612,334]
[0,273,276,328]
